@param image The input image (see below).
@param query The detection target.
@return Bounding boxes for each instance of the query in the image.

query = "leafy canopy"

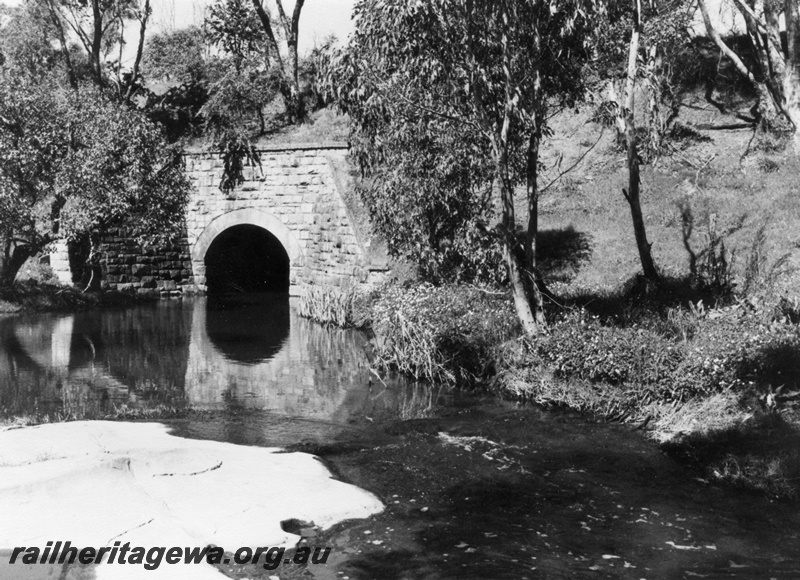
[0,73,190,256]
[327,0,600,283]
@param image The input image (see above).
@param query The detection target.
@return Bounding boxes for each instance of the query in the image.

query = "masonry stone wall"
[100,229,192,294]
[62,142,376,296]
[185,143,368,295]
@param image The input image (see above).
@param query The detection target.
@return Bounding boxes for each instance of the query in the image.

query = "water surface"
[2,297,799,579]
[0,295,446,445]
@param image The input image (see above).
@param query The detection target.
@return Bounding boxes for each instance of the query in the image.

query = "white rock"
[0,422,383,579]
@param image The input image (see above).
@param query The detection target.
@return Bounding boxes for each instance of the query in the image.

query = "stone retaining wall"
[50,143,383,295]
[100,229,193,294]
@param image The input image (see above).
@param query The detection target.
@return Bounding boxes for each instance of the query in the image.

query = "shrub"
[532,310,685,398]
[369,283,519,386]
[501,298,800,406]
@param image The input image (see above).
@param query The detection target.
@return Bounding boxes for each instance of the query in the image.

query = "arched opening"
[204,225,289,294]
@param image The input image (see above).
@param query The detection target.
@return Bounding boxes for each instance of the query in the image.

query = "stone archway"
[191,209,304,295]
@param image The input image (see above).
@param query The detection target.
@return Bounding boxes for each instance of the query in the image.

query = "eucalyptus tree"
[328,0,601,335]
[142,26,207,84]
[40,0,152,94]
[697,0,800,139]
[206,0,307,123]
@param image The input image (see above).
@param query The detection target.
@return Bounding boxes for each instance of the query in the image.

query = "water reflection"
[0,297,442,432]
[205,295,290,364]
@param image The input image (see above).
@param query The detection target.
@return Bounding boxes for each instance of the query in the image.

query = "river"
[1,296,798,579]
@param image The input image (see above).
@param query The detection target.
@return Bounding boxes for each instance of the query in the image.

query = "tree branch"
[250,0,286,76]
[697,0,757,85]
[541,126,604,194]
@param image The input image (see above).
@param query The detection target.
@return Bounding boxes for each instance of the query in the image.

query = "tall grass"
[370,284,519,387]
[297,284,361,327]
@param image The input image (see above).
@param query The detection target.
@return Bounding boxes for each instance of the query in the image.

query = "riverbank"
[0,280,156,314]
[301,279,800,500]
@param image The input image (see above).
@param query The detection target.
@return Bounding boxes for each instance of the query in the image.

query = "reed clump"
[297,284,362,328]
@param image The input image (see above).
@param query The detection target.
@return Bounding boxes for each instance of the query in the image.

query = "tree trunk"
[523,127,547,322]
[496,147,541,337]
[250,0,306,124]
[620,0,659,284]
[83,234,103,292]
[0,242,31,288]
[785,0,800,146]
[623,116,659,283]
[505,237,541,337]
[90,0,104,87]
[45,0,78,89]
[754,81,784,129]
[125,0,151,102]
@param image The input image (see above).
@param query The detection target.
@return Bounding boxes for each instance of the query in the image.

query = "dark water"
[0,295,447,445]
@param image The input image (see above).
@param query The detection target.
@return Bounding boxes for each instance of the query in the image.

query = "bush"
[536,311,684,390]
[369,283,519,386]
[500,298,800,407]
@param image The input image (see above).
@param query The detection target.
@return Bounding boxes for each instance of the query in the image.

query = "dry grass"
[649,392,752,444]
[533,97,800,296]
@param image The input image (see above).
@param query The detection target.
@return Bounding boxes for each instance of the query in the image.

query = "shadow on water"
[308,405,800,580]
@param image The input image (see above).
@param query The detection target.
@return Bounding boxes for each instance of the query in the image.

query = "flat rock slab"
[0,421,383,579]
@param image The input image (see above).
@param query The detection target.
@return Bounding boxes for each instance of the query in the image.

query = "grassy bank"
[347,279,800,499]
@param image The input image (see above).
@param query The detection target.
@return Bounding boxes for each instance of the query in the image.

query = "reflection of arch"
[192,209,303,264]
[205,295,290,365]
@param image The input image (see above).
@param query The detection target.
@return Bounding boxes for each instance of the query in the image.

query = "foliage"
[0,74,190,284]
[327,0,602,326]
[696,0,800,134]
[501,295,800,411]
[0,1,61,78]
[200,56,279,137]
[742,222,796,297]
[677,192,742,300]
[205,0,308,124]
[353,122,503,284]
[142,26,207,83]
[204,0,267,64]
[143,81,209,143]
[368,283,519,386]
[595,0,696,160]
[532,310,685,398]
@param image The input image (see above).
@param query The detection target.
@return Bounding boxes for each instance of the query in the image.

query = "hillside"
[535,89,799,299]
